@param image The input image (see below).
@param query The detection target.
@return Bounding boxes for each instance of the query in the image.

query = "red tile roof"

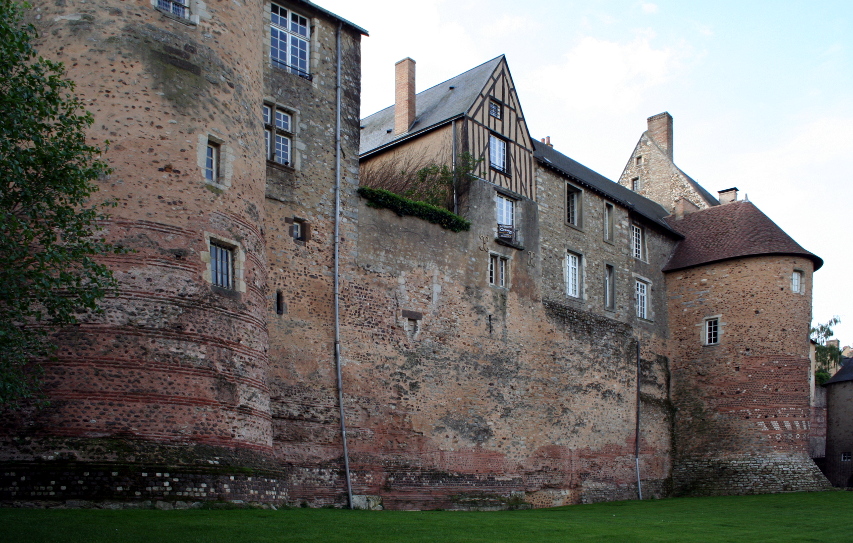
[663,200,823,272]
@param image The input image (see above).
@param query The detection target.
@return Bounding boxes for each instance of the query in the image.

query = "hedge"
[357,187,471,233]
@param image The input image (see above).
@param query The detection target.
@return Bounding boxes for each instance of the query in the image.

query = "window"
[496,193,515,240]
[210,242,233,289]
[489,99,502,119]
[157,0,189,19]
[632,177,642,191]
[792,270,804,294]
[288,217,310,242]
[489,254,508,287]
[842,452,852,462]
[566,252,581,298]
[270,3,310,79]
[604,265,615,310]
[705,317,720,345]
[566,184,582,227]
[204,141,220,182]
[264,104,292,166]
[276,290,285,315]
[604,203,614,242]
[631,224,645,260]
[490,134,507,173]
[635,280,648,319]
[636,156,643,166]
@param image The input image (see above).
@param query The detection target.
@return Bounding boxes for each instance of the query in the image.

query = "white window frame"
[264,103,293,166]
[704,317,720,345]
[204,141,220,182]
[496,193,514,227]
[489,134,508,173]
[604,264,615,310]
[842,452,852,462]
[632,176,642,191]
[566,252,581,298]
[792,270,804,294]
[631,224,645,261]
[604,203,614,242]
[566,183,582,227]
[156,0,190,19]
[635,280,649,320]
[489,254,508,288]
[270,3,311,79]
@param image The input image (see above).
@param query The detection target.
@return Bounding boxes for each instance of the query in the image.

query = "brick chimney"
[395,58,416,135]
[647,112,673,161]
[540,136,553,148]
[718,187,739,204]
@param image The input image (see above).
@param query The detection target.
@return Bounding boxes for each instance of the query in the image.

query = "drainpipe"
[635,339,643,500]
[334,22,354,510]
[451,119,458,215]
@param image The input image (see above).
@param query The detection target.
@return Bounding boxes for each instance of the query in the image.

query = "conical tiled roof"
[663,200,822,272]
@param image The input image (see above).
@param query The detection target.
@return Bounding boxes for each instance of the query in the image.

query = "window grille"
[158,0,189,18]
[705,318,719,345]
[210,242,233,289]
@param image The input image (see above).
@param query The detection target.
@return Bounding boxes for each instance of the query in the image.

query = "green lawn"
[2,491,850,543]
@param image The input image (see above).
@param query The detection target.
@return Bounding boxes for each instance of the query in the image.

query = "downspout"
[635,339,643,500]
[451,119,458,215]
[334,22,354,510]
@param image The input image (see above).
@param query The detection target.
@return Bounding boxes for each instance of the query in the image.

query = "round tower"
[1,0,280,504]
[664,199,830,495]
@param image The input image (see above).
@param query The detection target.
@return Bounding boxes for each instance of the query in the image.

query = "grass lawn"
[2,491,850,542]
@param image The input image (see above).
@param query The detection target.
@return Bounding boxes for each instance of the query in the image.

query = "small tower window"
[705,317,720,345]
[210,242,233,289]
[204,141,220,182]
[792,270,804,294]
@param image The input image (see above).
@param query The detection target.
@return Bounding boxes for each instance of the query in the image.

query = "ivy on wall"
[357,187,471,233]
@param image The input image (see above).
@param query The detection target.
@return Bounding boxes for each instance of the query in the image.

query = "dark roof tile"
[663,200,822,272]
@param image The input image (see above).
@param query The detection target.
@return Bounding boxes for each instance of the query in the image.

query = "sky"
[320,0,853,346]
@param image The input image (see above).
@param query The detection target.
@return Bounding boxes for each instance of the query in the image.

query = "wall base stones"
[673,452,831,496]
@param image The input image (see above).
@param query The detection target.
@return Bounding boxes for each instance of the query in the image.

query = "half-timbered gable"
[465,58,535,199]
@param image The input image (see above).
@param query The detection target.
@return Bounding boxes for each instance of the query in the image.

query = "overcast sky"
[320,0,853,345]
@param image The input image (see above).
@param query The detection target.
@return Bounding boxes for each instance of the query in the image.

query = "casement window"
[704,317,720,345]
[489,254,508,287]
[566,183,582,227]
[496,193,515,240]
[635,280,649,320]
[489,99,502,119]
[842,452,852,462]
[604,203,614,242]
[489,134,508,173]
[631,224,645,260]
[157,0,189,19]
[792,270,804,294]
[566,252,581,298]
[204,141,220,182]
[604,264,615,310]
[270,3,311,79]
[210,242,233,289]
[632,177,642,191]
[263,104,293,166]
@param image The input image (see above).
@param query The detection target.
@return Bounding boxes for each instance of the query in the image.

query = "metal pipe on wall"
[333,22,354,509]
[635,339,643,500]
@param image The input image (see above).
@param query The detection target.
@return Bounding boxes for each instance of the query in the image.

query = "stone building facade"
[0,0,830,509]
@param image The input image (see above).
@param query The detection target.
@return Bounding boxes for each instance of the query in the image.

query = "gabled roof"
[534,141,681,237]
[642,132,719,208]
[360,56,504,157]
[662,200,823,272]
[293,0,368,35]
[824,359,853,385]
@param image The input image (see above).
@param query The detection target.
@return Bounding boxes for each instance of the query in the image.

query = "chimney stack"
[647,112,673,161]
[718,187,739,204]
[540,136,553,148]
[395,58,416,135]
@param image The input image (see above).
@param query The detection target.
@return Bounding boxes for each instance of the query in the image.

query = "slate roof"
[360,56,504,157]
[533,141,681,237]
[662,200,823,272]
[824,359,853,385]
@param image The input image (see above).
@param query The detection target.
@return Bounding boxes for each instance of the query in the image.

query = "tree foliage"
[0,0,122,409]
[811,317,841,385]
